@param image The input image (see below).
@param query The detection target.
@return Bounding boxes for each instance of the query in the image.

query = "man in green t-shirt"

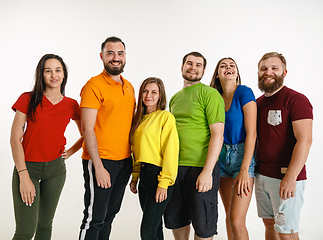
[164,52,225,240]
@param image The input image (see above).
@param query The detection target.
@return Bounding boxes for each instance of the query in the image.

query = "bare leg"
[263,219,279,240]
[219,177,233,240]
[230,177,254,240]
[279,232,299,240]
[194,233,213,240]
[173,225,190,240]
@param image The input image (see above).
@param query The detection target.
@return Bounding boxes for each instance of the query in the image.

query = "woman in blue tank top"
[210,58,257,240]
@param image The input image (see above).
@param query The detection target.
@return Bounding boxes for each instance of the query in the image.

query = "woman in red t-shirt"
[10,54,83,240]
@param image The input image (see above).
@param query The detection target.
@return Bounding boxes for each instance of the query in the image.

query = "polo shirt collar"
[101,70,128,87]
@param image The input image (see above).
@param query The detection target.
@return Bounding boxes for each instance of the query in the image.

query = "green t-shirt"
[169,82,225,167]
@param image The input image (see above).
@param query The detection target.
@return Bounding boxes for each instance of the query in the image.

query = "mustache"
[259,74,275,81]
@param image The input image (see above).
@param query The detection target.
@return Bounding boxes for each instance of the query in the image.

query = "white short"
[255,173,306,234]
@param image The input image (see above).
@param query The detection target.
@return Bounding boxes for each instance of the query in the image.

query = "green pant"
[12,157,66,240]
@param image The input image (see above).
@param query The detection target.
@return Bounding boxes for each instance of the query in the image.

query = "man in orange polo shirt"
[79,36,135,240]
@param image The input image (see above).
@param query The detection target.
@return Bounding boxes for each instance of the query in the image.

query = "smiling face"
[217,58,238,82]
[100,41,126,76]
[258,57,287,95]
[43,58,64,90]
[142,83,160,113]
[181,55,205,82]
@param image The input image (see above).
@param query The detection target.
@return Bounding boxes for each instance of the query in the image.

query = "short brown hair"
[258,52,287,71]
[101,36,125,52]
[182,52,207,70]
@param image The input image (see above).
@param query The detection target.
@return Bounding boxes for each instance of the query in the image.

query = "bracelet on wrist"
[18,168,27,174]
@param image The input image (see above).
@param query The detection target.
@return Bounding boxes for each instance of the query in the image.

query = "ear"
[100,52,103,61]
[181,65,183,72]
[283,69,287,77]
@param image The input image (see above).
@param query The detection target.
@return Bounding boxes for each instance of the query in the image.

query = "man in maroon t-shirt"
[255,52,313,240]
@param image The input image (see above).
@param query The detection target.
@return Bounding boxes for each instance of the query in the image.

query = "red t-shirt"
[12,92,81,162]
[256,86,313,180]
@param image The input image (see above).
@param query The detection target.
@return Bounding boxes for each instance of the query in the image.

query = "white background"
[0,0,322,239]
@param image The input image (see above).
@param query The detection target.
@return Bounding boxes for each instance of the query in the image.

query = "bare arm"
[62,119,83,159]
[10,110,35,206]
[196,122,224,192]
[81,107,111,188]
[279,119,313,200]
[234,101,257,197]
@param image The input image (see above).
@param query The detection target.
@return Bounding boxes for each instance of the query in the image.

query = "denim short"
[255,174,306,234]
[219,142,256,178]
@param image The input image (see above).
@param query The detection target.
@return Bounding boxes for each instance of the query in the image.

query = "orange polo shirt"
[80,70,135,160]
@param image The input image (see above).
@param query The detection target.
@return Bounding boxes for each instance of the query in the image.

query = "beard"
[104,60,125,76]
[182,71,203,82]
[258,73,284,94]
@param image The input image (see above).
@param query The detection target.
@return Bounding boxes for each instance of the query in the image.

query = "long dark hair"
[210,57,241,94]
[27,54,68,121]
[130,77,166,138]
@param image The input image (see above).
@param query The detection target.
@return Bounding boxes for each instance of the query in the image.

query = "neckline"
[264,86,285,98]
[143,110,160,118]
[183,82,201,90]
[102,70,125,86]
[44,94,64,106]
[224,85,239,112]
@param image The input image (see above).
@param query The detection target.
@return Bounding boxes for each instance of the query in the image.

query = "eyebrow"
[260,64,279,68]
[44,67,62,70]
[144,88,158,91]
[107,50,125,53]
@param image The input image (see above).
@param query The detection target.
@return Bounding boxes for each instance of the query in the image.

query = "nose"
[265,69,274,76]
[112,53,120,61]
[147,92,152,98]
[190,64,197,72]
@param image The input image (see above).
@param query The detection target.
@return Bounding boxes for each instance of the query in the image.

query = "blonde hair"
[258,52,287,71]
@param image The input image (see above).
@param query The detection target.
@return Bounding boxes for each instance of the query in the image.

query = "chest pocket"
[267,110,282,126]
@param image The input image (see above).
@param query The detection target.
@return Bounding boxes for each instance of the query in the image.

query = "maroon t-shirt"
[256,86,313,180]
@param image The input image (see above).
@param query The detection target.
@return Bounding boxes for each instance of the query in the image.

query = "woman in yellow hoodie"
[130,77,179,240]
